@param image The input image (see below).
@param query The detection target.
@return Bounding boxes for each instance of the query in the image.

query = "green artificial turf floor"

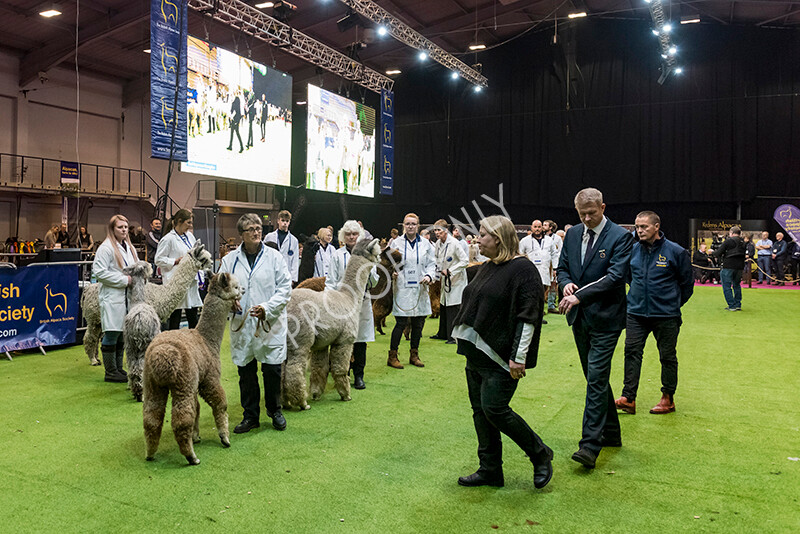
[1,286,799,533]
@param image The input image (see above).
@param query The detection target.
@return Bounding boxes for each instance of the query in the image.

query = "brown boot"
[649,393,675,414]
[409,348,425,367]
[615,396,636,414]
[387,349,404,369]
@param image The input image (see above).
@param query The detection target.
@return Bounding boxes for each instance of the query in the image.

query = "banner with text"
[773,204,800,244]
[150,0,188,161]
[380,88,394,196]
[0,265,79,353]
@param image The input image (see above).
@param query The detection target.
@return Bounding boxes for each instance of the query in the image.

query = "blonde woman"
[155,209,202,329]
[452,215,552,489]
[92,215,138,383]
[313,226,335,278]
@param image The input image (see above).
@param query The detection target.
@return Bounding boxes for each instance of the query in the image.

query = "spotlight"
[681,15,700,24]
[272,1,297,22]
[567,12,587,19]
[668,46,677,55]
[377,25,388,36]
[418,51,428,61]
[451,72,459,80]
[386,69,401,75]
[296,100,307,105]
[39,4,62,17]
[473,86,482,93]
[644,0,652,3]
[661,53,667,59]
[663,23,672,33]
[674,67,683,75]
[468,44,486,51]
[143,48,151,54]
[254,1,274,8]
[652,29,659,36]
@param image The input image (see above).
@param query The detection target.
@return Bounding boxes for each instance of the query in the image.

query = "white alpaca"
[81,241,213,365]
[282,238,381,409]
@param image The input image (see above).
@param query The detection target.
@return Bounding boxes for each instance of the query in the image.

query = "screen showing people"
[306,84,376,198]
[181,36,292,186]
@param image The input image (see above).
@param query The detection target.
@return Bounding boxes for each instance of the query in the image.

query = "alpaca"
[81,241,213,365]
[297,235,319,284]
[142,272,243,466]
[428,279,441,318]
[122,263,161,402]
[282,238,381,409]
[296,276,326,292]
[371,248,402,335]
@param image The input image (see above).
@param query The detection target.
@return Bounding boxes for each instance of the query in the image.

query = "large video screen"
[181,36,292,185]
[306,84,376,197]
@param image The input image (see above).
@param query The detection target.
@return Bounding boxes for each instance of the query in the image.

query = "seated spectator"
[692,242,713,283]
[44,224,60,249]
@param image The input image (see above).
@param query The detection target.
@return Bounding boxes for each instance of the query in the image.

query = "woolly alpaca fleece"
[142,272,243,466]
[371,248,402,335]
[282,238,381,409]
[81,241,212,365]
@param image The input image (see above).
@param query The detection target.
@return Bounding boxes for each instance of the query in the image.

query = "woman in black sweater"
[452,215,553,489]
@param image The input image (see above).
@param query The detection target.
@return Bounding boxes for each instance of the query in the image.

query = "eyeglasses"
[243,227,262,234]
[404,222,418,227]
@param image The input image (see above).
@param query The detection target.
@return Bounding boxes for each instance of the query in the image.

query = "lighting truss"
[335,0,488,88]
[648,0,678,85]
[187,0,393,93]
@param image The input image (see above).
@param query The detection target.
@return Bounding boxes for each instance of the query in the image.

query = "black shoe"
[430,334,446,340]
[571,448,597,469]
[234,418,260,434]
[270,411,287,431]
[445,339,456,345]
[353,376,366,389]
[104,373,127,383]
[547,308,558,314]
[541,319,548,325]
[600,435,622,447]
[457,471,504,487]
[533,445,554,489]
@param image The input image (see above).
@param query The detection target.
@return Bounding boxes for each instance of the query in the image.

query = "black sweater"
[713,236,746,270]
[454,256,544,368]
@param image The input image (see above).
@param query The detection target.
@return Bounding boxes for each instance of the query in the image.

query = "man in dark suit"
[227,90,244,153]
[558,188,633,469]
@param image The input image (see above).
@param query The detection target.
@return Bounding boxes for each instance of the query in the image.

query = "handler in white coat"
[154,209,203,330]
[431,220,469,344]
[387,213,437,369]
[519,219,556,323]
[314,227,335,278]
[326,220,379,390]
[263,209,299,284]
[92,214,138,383]
[219,213,292,434]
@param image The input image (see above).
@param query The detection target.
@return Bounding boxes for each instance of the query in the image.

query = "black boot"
[352,343,366,389]
[101,344,126,383]
[115,339,127,378]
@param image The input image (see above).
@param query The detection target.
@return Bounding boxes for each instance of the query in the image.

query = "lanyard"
[232,245,265,284]
[178,232,202,284]
[118,242,130,267]
[404,236,420,266]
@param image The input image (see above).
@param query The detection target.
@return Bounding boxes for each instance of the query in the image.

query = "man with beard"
[519,220,557,324]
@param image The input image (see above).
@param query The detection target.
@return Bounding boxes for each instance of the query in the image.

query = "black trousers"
[246,117,255,147]
[228,120,243,150]
[572,315,622,454]
[167,307,199,330]
[391,316,425,350]
[771,256,786,282]
[622,314,682,401]
[238,359,282,421]
[462,342,549,476]
[351,342,367,378]
[435,304,459,340]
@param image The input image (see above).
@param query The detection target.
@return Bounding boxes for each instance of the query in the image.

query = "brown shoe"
[387,349,404,369]
[409,348,425,367]
[615,396,636,414]
[650,394,675,414]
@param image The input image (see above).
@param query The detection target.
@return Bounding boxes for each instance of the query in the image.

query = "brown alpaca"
[371,248,401,335]
[296,276,326,292]
[428,279,441,318]
[142,273,243,465]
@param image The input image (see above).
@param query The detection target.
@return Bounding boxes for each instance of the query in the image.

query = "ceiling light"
[143,48,151,54]
[296,101,307,105]
[377,25,388,36]
[668,46,677,55]
[468,44,486,51]
[254,1,274,8]
[386,69,401,75]
[662,23,673,33]
[451,72,459,80]
[567,12,587,19]
[474,86,482,93]
[681,16,700,25]
[652,29,659,36]
[674,67,683,75]
[418,51,428,61]
[39,5,62,18]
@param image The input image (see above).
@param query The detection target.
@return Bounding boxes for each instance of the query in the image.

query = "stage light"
[644,0,652,3]
[143,48,151,54]
[681,15,700,24]
[663,23,672,33]
[451,71,459,80]
[668,46,677,55]
[674,67,683,74]
[568,12,587,19]
[296,101,307,105]
[254,1,274,8]
[652,29,659,36]
[386,69,401,75]
[418,51,428,61]
[39,4,62,18]
[473,86,482,93]
[469,44,486,51]
[377,25,388,36]
[661,53,668,59]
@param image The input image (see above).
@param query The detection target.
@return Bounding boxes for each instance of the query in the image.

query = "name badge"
[404,267,419,288]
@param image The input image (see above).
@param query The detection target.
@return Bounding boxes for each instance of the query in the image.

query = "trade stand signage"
[0,265,79,353]
[773,204,800,244]
[150,0,188,161]
[379,88,394,196]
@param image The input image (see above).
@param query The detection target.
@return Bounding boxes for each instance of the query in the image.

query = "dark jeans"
[720,268,742,308]
[622,314,682,401]
[167,307,199,330]
[572,317,622,454]
[237,359,282,421]
[391,316,425,350]
[435,304,459,340]
[771,256,786,282]
[462,342,549,476]
[757,256,771,282]
[351,342,366,379]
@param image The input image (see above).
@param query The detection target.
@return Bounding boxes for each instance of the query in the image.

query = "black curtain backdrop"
[285,19,800,246]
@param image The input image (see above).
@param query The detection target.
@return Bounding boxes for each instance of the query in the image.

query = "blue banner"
[773,204,800,245]
[150,0,188,161]
[0,265,79,353]
[380,88,394,196]
[60,161,79,184]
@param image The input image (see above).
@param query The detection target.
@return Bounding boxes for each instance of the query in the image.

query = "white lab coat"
[92,239,137,332]
[435,234,469,306]
[455,238,470,259]
[154,230,203,309]
[519,234,557,286]
[390,235,437,317]
[325,246,379,343]
[218,244,292,366]
[550,233,563,273]
[314,243,335,278]
[264,230,299,282]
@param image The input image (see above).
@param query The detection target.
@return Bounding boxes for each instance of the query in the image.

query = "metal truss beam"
[335,0,488,88]
[648,0,678,85]
[187,0,393,94]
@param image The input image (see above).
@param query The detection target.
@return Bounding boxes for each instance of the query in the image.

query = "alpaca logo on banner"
[44,284,68,317]
[380,88,394,196]
[773,204,800,244]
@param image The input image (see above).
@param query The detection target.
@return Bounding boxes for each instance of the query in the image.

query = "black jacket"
[713,235,746,270]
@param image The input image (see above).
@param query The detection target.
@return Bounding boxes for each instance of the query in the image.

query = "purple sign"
[773,204,800,244]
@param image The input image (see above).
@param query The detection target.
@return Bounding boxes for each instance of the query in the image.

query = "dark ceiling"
[1,0,799,101]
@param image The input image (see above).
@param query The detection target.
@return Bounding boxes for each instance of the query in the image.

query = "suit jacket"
[557,218,633,331]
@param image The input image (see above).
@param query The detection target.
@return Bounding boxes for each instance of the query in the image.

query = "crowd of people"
[86,189,797,489]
